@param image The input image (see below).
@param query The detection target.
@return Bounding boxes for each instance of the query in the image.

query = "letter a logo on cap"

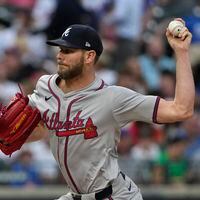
[62,27,72,37]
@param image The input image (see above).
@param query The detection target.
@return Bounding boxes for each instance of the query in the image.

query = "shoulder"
[101,86,140,105]
[37,74,53,84]
[106,85,138,96]
[35,74,56,93]
[36,74,56,88]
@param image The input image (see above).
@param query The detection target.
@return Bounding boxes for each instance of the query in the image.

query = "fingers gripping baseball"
[178,26,189,40]
[0,93,41,155]
[166,18,192,52]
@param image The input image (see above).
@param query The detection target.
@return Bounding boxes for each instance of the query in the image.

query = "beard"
[57,56,84,80]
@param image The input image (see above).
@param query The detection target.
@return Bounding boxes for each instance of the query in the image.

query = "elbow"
[181,111,193,121]
[177,107,194,121]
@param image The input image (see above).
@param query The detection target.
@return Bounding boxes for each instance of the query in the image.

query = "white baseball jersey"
[28,74,159,194]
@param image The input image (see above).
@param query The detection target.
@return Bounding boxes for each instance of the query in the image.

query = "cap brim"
[46,39,80,49]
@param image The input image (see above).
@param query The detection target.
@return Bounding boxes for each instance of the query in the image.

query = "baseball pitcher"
[0,21,194,200]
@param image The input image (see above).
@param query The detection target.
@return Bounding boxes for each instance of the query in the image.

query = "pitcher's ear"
[84,50,96,64]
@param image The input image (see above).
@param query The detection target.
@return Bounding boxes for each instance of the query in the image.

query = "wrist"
[175,49,189,58]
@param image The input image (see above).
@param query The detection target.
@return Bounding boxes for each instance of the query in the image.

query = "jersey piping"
[48,75,62,168]
[152,96,161,123]
[47,75,105,193]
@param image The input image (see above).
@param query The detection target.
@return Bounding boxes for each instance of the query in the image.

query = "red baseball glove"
[0,93,41,155]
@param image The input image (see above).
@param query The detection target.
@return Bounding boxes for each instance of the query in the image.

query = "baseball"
[168,19,185,37]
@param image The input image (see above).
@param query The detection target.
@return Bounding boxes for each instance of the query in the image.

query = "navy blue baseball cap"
[47,24,103,56]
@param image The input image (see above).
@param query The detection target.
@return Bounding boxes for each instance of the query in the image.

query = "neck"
[58,71,95,93]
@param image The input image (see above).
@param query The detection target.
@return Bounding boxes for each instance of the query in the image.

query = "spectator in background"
[142,0,195,43]
[0,0,13,27]
[125,55,148,94]
[0,159,10,171]
[116,68,135,89]
[0,3,47,62]
[95,52,118,85]
[193,62,200,110]
[10,150,42,187]
[80,0,108,13]
[159,70,176,99]
[130,122,161,184]
[101,0,144,69]
[2,47,35,83]
[184,1,200,44]
[126,121,166,148]
[130,122,161,163]
[0,59,19,104]
[99,0,116,41]
[24,138,59,184]
[139,34,175,92]
[118,121,163,184]
[154,128,189,185]
[182,113,200,183]
[20,64,52,96]
[0,159,10,186]
[32,0,56,31]
[117,126,133,156]
[45,0,99,40]
[183,0,200,69]
[8,0,36,9]
[145,0,194,24]
[184,113,200,161]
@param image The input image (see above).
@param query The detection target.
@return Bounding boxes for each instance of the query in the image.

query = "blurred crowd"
[0,0,200,188]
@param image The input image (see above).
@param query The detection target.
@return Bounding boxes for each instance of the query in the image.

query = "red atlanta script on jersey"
[42,110,98,139]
